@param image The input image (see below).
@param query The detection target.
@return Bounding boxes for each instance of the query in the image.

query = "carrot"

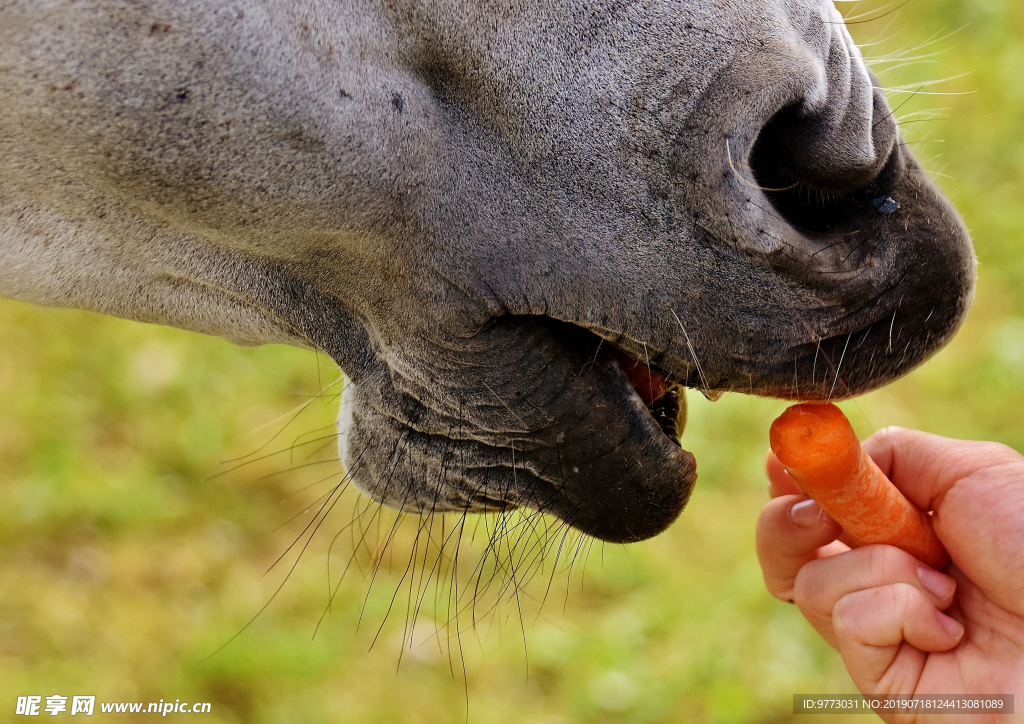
[770,403,949,570]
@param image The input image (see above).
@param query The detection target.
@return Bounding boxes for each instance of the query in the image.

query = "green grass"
[2,1,1023,721]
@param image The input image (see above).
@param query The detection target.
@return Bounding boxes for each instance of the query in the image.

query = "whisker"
[828,334,853,401]
[221,376,348,462]
[670,308,709,391]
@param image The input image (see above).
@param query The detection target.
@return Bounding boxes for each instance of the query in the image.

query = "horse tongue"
[612,349,668,406]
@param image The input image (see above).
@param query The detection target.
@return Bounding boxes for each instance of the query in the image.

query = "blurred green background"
[1,1,1022,721]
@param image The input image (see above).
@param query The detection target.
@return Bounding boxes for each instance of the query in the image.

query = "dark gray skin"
[0,0,975,543]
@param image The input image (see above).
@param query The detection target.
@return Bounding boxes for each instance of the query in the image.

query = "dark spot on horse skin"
[276,128,326,153]
[340,88,352,99]
[175,87,191,102]
[391,92,404,113]
[149,23,171,34]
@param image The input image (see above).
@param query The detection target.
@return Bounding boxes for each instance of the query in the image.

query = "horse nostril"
[747,90,901,236]
[750,68,898,189]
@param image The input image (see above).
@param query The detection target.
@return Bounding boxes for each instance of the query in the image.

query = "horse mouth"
[612,347,687,446]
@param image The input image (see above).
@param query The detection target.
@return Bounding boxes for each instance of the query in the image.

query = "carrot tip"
[770,403,949,569]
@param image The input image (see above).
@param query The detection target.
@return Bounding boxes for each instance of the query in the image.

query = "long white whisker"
[670,308,709,390]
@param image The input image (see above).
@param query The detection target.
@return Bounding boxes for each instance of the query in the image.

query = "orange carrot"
[770,403,949,570]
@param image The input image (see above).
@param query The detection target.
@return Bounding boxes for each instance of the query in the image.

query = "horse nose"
[672,2,904,279]
[744,11,900,237]
[659,1,974,398]
[744,73,901,242]
[748,46,896,195]
[749,77,896,197]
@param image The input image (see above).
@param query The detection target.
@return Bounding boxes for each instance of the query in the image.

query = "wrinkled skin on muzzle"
[0,0,975,543]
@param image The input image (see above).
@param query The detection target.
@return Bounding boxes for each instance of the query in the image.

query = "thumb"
[862,427,1024,614]
[860,427,1022,513]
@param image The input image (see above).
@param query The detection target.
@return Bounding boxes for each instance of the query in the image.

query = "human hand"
[757,426,1024,722]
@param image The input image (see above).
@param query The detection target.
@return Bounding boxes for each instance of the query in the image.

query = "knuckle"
[866,425,910,450]
[792,561,823,609]
[762,570,794,601]
[832,592,851,619]
[864,543,912,583]
[830,591,858,633]
[874,425,907,439]
[888,581,920,618]
[981,441,1023,465]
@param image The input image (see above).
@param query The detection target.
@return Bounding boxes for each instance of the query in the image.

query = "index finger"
[757,493,845,603]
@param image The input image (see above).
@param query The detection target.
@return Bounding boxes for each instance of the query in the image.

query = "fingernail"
[790,499,822,528]
[917,564,956,601]
[939,612,964,640]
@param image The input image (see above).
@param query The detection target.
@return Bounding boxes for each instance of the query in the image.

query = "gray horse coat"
[0,0,975,542]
